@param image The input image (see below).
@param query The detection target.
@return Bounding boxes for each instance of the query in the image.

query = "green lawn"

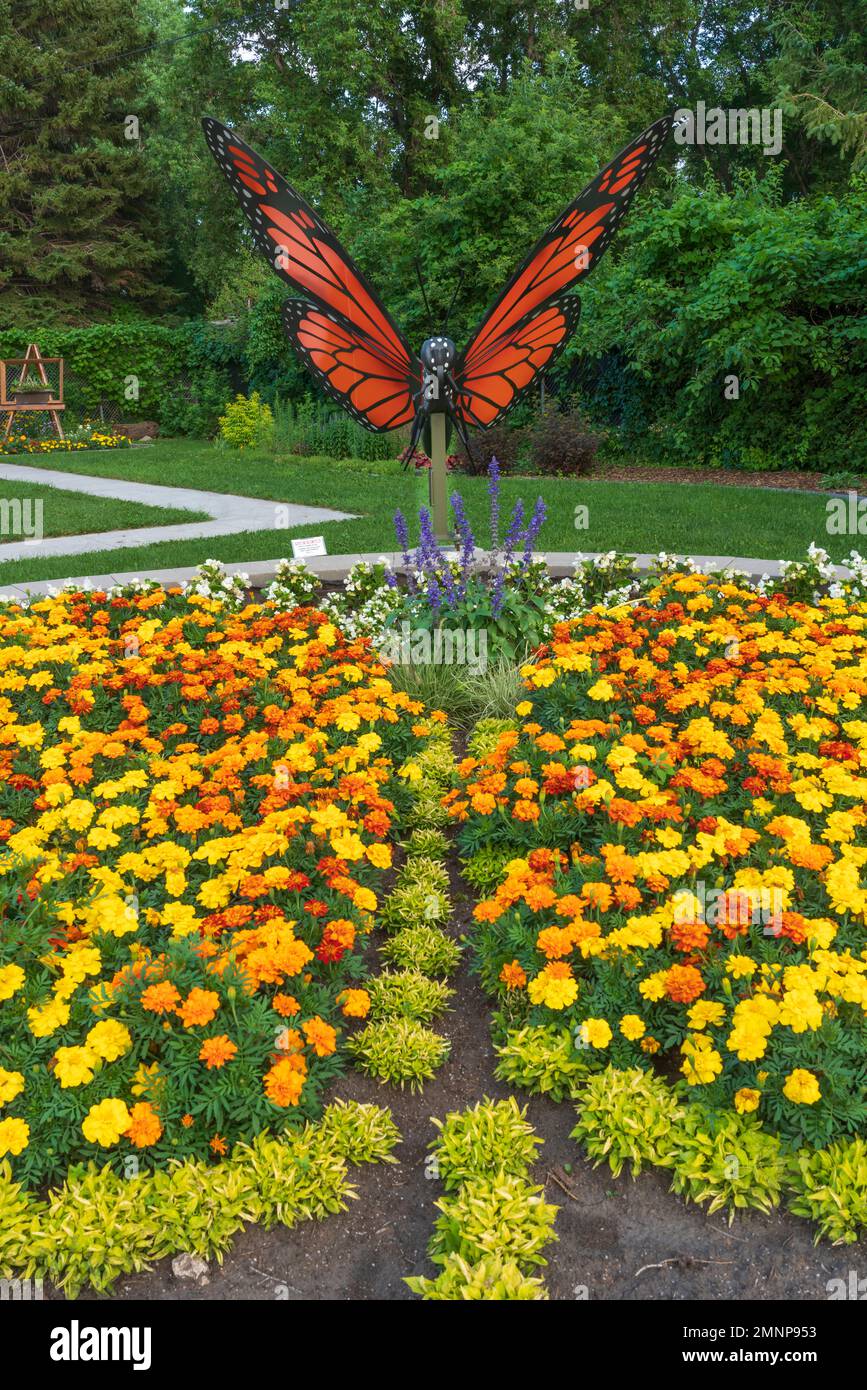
[0,437,853,587]
[0,474,206,545]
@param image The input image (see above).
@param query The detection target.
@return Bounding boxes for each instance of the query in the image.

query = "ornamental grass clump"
[430,1097,542,1190]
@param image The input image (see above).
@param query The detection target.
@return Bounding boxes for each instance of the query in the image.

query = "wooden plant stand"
[1,344,66,441]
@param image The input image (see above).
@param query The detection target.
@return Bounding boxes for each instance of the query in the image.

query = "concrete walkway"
[0,549,856,604]
[0,461,354,563]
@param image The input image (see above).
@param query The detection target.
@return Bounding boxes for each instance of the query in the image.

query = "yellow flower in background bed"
[0,590,434,1188]
[453,573,867,1149]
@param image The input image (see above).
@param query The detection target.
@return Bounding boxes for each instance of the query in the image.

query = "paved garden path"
[0,460,354,563]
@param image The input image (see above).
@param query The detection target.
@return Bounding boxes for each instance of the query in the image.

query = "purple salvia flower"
[393,508,417,594]
[493,498,525,615]
[519,496,547,573]
[487,456,501,558]
[449,491,475,600]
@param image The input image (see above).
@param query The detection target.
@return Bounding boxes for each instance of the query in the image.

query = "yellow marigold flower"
[581,1017,613,1048]
[339,988,371,1018]
[619,1014,646,1040]
[0,1117,30,1157]
[783,1068,821,1104]
[27,998,71,1037]
[687,1000,726,1030]
[86,1019,132,1061]
[680,1034,723,1085]
[54,1045,98,1088]
[82,1097,131,1146]
[0,1067,25,1105]
[725,955,758,980]
[0,962,25,1001]
[365,843,391,869]
[734,1087,761,1114]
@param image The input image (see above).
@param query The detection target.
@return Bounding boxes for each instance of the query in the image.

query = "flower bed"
[0,430,131,456]
[0,585,439,1187]
[447,572,867,1151]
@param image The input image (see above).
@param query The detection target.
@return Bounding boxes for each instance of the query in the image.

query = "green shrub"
[529,407,600,475]
[666,1106,785,1220]
[570,1066,684,1177]
[786,1137,867,1245]
[403,828,450,860]
[405,1251,548,1300]
[381,925,462,977]
[429,1173,558,1268]
[218,391,274,450]
[347,1018,450,1090]
[430,1098,541,1190]
[494,1025,592,1101]
[367,969,453,1022]
[380,881,449,933]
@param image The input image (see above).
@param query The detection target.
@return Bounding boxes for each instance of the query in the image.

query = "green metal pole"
[429,412,449,543]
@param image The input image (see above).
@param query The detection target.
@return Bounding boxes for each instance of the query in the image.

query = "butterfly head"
[420,335,456,374]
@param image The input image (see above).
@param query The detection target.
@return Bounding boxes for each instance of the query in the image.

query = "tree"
[0,0,174,325]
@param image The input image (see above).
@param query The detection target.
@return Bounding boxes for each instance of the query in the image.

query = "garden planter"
[13,389,52,405]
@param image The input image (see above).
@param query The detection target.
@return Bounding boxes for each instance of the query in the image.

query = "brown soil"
[587,464,864,493]
[67,849,864,1304]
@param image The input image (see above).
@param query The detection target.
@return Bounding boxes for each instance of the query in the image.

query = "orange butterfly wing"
[203,117,418,430]
[283,301,420,432]
[455,116,671,428]
[454,295,581,428]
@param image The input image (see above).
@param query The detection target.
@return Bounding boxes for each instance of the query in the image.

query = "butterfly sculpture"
[203,114,671,462]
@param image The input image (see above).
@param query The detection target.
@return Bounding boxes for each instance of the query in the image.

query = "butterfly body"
[203,114,672,460]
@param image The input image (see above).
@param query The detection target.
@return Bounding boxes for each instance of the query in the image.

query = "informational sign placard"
[291,535,327,559]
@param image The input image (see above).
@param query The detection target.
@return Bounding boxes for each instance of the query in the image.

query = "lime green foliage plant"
[381,924,462,978]
[430,1097,541,1190]
[786,1138,867,1245]
[346,1018,450,1091]
[569,1067,684,1178]
[666,1106,786,1220]
[494,1025,592,1102]
[367,969,453,1023]
[218,391,274,450]
[0,1101,398,1298]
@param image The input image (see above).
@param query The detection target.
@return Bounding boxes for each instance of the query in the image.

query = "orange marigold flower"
[178,987,220,1027]
[513,799,540,822]
[198,1034,238,1069]
[210,1134,228,1155]
[339,988,371,1018]
[126,1101,163,1148]
[140,981,181,1015]
[665,964,706,1004]
[264,1056,306,1106]
[273,992,300,1016]
[302,1015,337,1057]
[181,1113,194,1128]
[500,960,527,989]
[670,920,711,952]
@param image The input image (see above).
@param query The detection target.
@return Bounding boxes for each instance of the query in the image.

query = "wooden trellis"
[0,343,65,441]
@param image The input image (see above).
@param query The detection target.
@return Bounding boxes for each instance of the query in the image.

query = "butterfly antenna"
[413,257,434,332]
[443,270,465,331]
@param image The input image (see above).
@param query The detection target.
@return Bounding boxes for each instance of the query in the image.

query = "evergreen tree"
[0,0,174,325]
